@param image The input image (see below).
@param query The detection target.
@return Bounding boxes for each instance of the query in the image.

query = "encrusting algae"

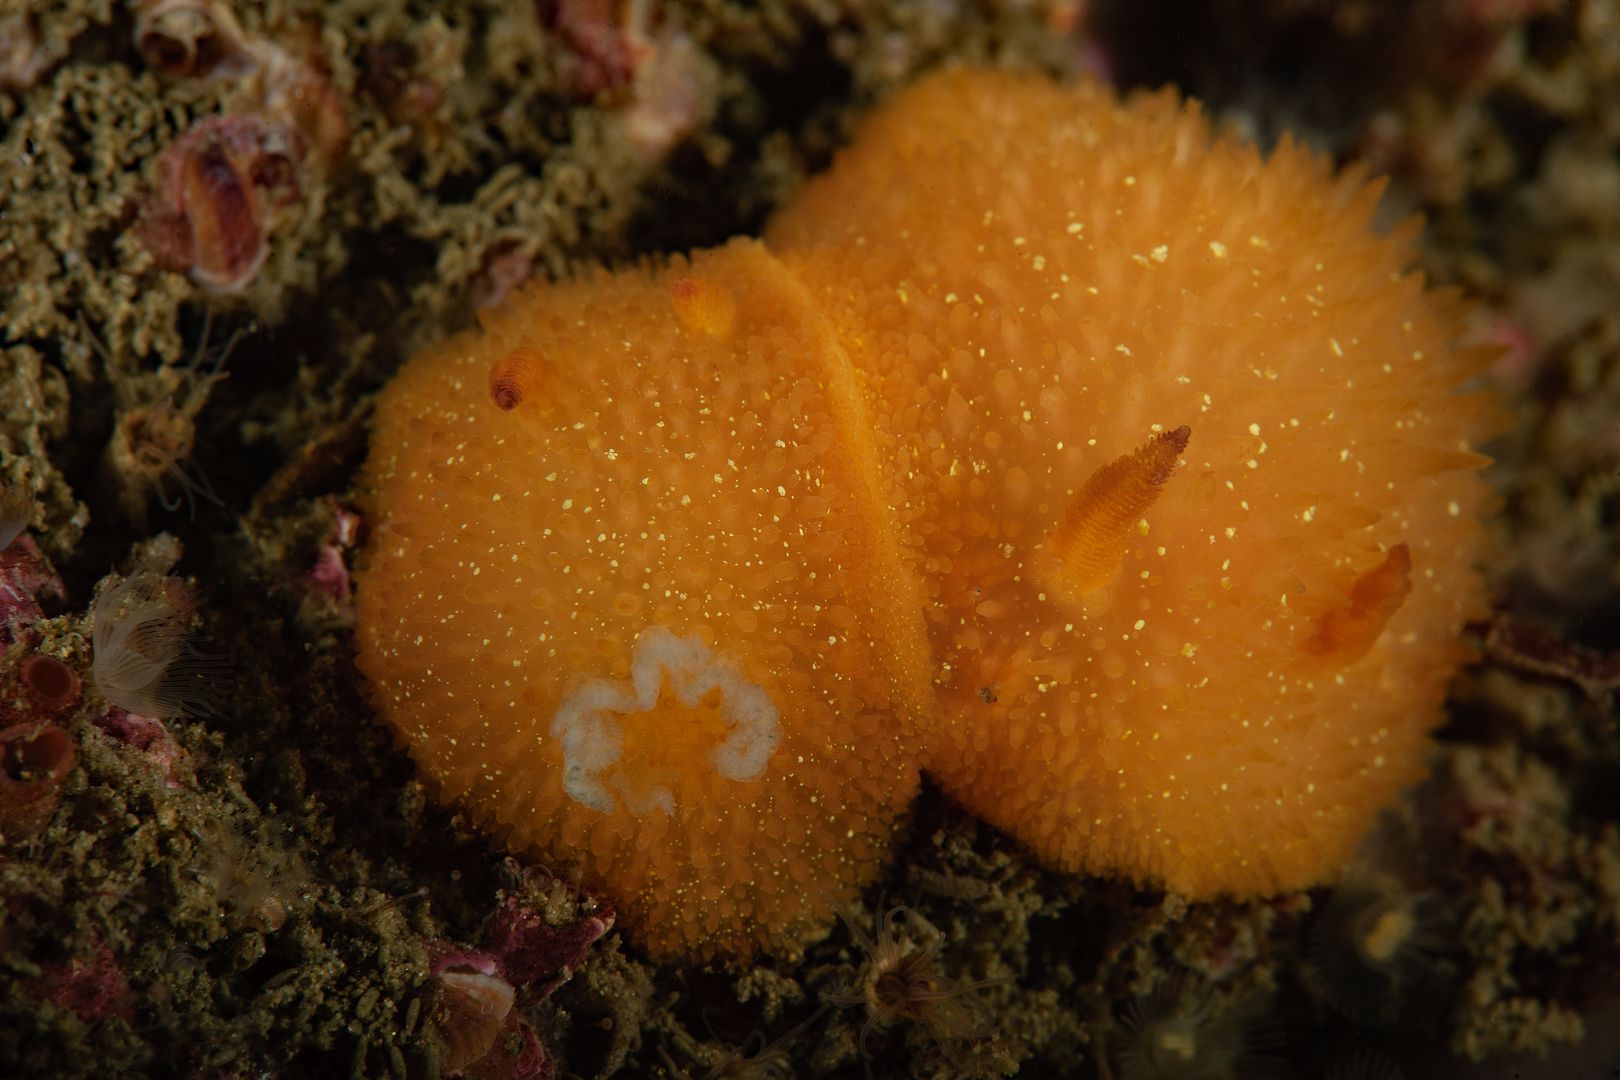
[355,68,1498,962]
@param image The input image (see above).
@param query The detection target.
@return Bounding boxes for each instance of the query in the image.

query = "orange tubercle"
[669,274,738,339]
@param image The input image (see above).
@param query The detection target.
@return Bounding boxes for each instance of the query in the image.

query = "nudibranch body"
[359,241,937,960]
[767,72,1495,901]
[356,69,1496,962]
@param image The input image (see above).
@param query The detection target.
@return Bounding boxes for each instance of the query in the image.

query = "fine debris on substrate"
[4,0,1620,1077]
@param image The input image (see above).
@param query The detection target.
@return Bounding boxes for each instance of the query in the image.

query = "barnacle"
[90,546,225,720]
[429,955,516,1076]
[0,723,77,843]
[19,654,81,711]
[138,114,306,293]
[133,0,256,81]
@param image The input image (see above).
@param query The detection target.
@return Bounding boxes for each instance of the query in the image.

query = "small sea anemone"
[680,1005,830,1080]
[1115,982,1279,1080]
[97,312,237,526]
[1308,872,1451,1029]
[110,402,218,517]
[0,723,77,842]
[91,551,225,720]
[823,904,1003,1073]
[695,1032,795,1080]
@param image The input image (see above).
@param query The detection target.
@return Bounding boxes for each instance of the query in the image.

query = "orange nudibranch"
[355,68,1497,961]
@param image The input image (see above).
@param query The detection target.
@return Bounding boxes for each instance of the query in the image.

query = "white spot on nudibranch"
[549,626,782,817]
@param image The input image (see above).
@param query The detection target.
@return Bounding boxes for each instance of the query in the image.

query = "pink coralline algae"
[35,940,132,1024]
[471,242,538,313]
[308,545,350,602]
[539,0,652,98]
[139,114,305,292]
[427,895,613,1077]
[1,535,65,647]
[92,707,188,788]
[481,895,614,996]
[1484,615,1620,701]
[306,502,362,614]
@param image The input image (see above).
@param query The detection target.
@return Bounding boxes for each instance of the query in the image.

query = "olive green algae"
[4,1,1620,1078]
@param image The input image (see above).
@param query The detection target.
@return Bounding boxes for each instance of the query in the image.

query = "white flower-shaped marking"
[549,626,781,816]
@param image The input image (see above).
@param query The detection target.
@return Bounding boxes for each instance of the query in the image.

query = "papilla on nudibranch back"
[355,68,1498,962]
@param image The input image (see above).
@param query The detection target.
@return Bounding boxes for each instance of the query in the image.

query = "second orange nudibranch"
[355,68,1498,961]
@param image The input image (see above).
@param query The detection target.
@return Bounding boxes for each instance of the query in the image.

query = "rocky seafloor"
[2,1,1619,1077]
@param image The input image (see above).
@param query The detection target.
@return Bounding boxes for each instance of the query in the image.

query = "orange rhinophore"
[669,274,738,338]
[357,69,1498,961]
[1306,544,1415,665]
[1041,426,1191,602]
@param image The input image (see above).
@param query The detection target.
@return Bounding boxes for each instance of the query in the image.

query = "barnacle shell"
[133,0,256,81]
[20,655,81,711]
[0,723,77,842]
[139,114,305,293]
[430,957,515,1076]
